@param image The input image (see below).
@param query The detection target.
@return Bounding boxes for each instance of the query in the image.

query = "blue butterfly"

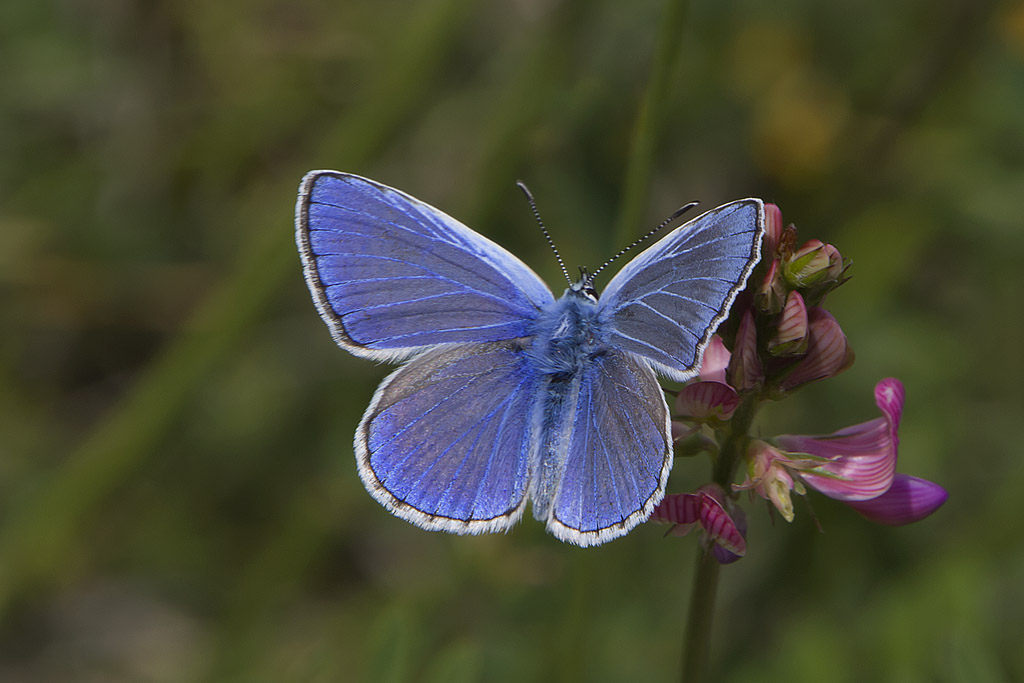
[295,171,764,547]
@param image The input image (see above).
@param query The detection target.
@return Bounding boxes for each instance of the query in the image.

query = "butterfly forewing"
[296,171,554,359]
[599,199,764,382]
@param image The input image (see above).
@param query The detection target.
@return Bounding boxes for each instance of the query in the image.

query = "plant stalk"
[679,395,759,682]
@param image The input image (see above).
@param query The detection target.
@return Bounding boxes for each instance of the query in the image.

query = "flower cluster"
[652,205,947,559]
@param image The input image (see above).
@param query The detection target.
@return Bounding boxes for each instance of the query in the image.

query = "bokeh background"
[2,0,1022,681]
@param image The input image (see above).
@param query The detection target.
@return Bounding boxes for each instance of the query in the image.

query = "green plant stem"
[712,397,758,486]
[680,543,720,682]
[680,395,759,682]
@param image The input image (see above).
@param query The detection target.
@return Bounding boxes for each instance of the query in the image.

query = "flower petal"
[650,493,701,526]
[671,421,699,442]
[777,307,852,390]
[650,489,746,556]
[822,243,844,281]
[776,378,904,500]
[874,377,904,435]
[845,474,948,525]
[674,381,740,421]
[699,335,730,384]
[763,203,783,258]
[777,418,894,500]
[698,493,746,556]
[728,309,763,392]
[712,542,744,564]
[768,291,809,357]
[755,259,786,315]
[784,239,832,287]
[712,501,748,564]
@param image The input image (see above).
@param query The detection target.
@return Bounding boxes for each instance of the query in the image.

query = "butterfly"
[295,171,764,547]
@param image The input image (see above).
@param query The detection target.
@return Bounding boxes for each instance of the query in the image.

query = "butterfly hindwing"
[296,171,554,360]
[546,349,672,547]
[599,199,764,382]
[356,340,541,533]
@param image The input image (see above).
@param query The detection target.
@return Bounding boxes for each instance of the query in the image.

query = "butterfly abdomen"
[526,289,610,521]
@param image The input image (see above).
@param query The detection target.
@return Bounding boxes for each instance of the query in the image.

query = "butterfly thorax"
[528,288,607,378]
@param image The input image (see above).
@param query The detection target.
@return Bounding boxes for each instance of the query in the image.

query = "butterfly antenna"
[517,180,572,286]
[590,201,700,281]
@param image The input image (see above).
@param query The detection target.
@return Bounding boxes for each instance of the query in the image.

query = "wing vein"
[374,359,513,458]
[592,394,625,525]
[466,379,530,519]
[406,386,518,513]
[640,289,718,313]
[309,205,534,304]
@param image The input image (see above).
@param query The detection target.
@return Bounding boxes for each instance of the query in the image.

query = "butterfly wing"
[296,171,554,360]
[545,349,672,547]
[357,340,541,533]
[598,199,764,381]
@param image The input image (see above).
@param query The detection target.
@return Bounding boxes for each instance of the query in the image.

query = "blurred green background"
[2,0,1022,681]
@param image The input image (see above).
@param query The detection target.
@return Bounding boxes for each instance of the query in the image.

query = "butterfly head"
[570,266,598,301]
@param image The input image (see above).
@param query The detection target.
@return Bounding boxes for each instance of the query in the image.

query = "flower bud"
[674,381,740,421]
[672,426,719,457]
[767,291,809,357]
[778,307,852,390]
[821,243,844,281]
[727,308,763,392]
[783,240,833,288]
[800,243,850,306]
[738,441,801,522]
[754,259,787,316]
[650,485,746,558]
[671,421,698,442]
[710,501,747,564]
[699,335,730,384]
[696,485,746,557]
[763,203,784,259]
[651,492,701,536]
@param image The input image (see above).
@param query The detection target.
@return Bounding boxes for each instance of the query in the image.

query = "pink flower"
[778,378,904,500]
[699,335,730,384]
[763,203,784,259]
[727,309,763,392]
[844,474,949,526]
[755,259,786,315]
[651,485,746,562]
[670,335,743,428]
[674,381,739,421]
[758,378,947,525]
[783,239,838,288]
[777,308,853,391]
[735,440,820,522]
[767,291,809,357]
